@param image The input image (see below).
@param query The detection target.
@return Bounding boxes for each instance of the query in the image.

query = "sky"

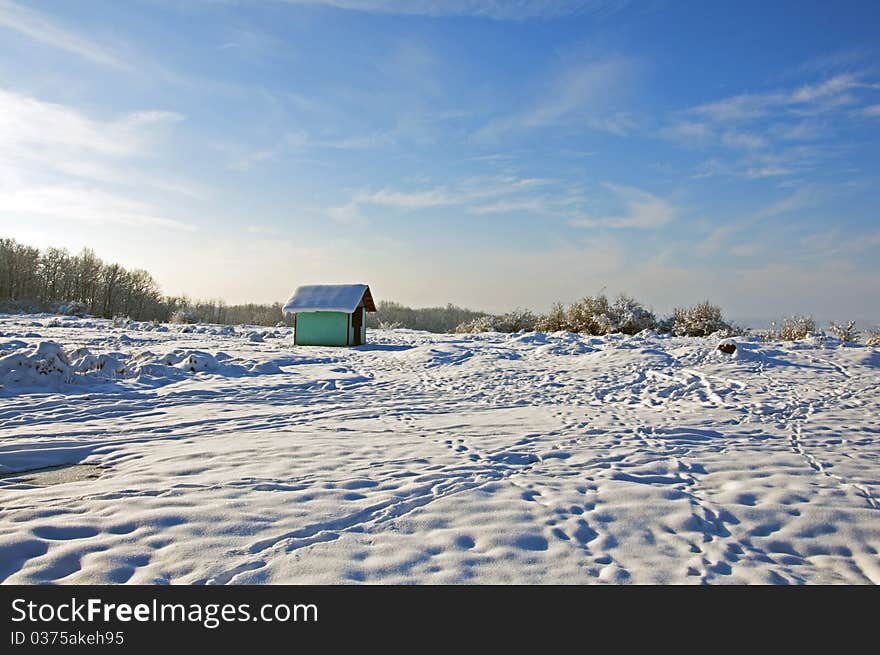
[0,0,878,322]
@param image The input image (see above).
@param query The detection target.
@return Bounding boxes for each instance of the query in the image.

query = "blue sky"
[1,0,878,321]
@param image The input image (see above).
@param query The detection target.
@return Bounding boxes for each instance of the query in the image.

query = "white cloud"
[789,74,862,104]
[0,185,195,231]
[228,149,277,172]
[470,198,556,215]
[0,0,125,69]
[279,0,628,20]
[570,184,675,229]
[729,242,763,257]
[585,113,637,136]
[695,224,739,257]
[864,104,880,118]
[361,187,457,209]
[0,88,193,231]
[661,120,711,143]
[768,120,826,141]
[0,89,182,163]
[721,130,767,150]
[743,165,796,179]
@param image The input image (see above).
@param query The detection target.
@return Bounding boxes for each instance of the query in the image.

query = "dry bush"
[866,329,880,346]
[828,320,858,343]
[769,315,816,341]
[455,309,537,334]
[536,302,567,332]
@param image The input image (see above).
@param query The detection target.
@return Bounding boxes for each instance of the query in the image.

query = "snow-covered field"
[1,314,879,585]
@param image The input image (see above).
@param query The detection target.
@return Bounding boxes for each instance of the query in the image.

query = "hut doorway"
[352,307,363,346]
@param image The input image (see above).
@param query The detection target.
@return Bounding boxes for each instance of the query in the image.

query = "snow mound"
[512,331,598,356]
[0,342,241,390]
[0,341,76,384]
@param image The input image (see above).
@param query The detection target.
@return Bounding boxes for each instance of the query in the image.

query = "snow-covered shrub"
[170,309,198,324]
[829,320,858,343]
[670,301,731,337]
[493,309,538,333]
[768,315,816,341]
[455,315,494,333]
[535,294,657,335]
[378,320,403,330]
[610,294,658,335]
[865,329,880,346]
[566,294,612,335]
[454,315,495,333]
[52,301,88,317]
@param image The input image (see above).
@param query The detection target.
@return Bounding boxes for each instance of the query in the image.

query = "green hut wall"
[294,311,351,346]
[294,307,366,346]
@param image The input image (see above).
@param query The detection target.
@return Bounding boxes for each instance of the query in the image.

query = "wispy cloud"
[280,0,629,20]
[0,185,196,231]
[688,73,866,123]
[0,0,126,69]
[475,55,639,139]
[662,69,879,180]
[696,186,821,257]
[225,129,395,171]
[470,198,558,215]
[324,176,556,221]
[361,187,458,209]
[228,149,277,172]
[246,224,282,236]
[664,73,877,148]
[570,184,675,229]
[755,186,818,219]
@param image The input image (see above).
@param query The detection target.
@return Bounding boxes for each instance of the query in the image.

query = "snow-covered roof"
[282,284,376,314]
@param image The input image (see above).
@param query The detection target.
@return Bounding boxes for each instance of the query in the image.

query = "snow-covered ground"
[1,314,879,584]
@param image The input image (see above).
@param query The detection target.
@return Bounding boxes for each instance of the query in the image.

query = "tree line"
[5,236,865,341]
[0,237,285,325]
[365,301,486,333]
